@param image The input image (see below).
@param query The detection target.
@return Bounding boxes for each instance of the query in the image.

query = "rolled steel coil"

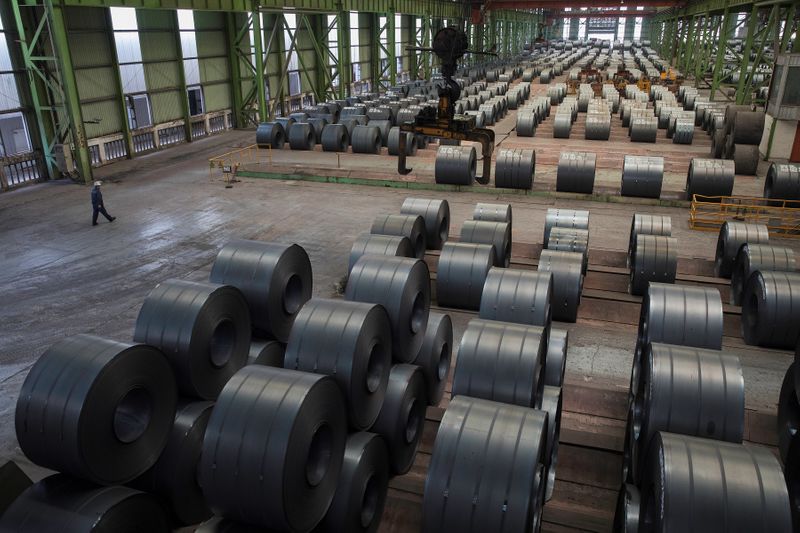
[248,339,285,367]
[345,256,431,363]
[341,105,366,117]
[321,124,349,152]
[351,125,382,154]
[714,221,769,278]
[547,227,589,274]
[541,385,562,501]
[543,208,590,247]
[422,395,548,533]
[544,328,569,388]
[711,128,726,158]
[556,151,596,194]
[629,235,678,296]
[732,143,760,175]
[460,220,511,268]
[630,117,658,142]
[495,148,535,190]
[672,118,694,144]
[540,70,551,83]
[741,270,800,348]
[256,122,286,149]
[638,432,791,532]
[779,362,800,464]
[730,244,797,305]
[387,127,416,156]
[628,343,744,484]
[130,400,214,526]
[413,312,452,405]
[400,197,450,250]
[613,484,640,533]
[370,364,427,474]
[585,113,611,140]
[284,298,392,430]
[628,214,672,266]
[436,242,495,310]
[210,239,313,341]
[479,268,553,328]
[478,103,496,125]
[731,110,765,144]
[553,113,572,138]
[370,214,427,259]
[473,202,512,226]
[0,474,170,532]
[452,318,546,408]
[621,155,664,199]
[307,117,328,142]
[275,117,295,137]
[465,109,486,128]
[765,162,800,201]
[366,106,392,121]
[349,233,414,272]
[290,112,309,122]
[435,145,476,185]
[15,335,177,485]
[686,158,735,199]
[368,119,391,146]
[318,432,389,533]
[538,249,583,322]
[515,111,536,137]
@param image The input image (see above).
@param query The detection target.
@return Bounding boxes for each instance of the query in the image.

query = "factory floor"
[0,97,796,530]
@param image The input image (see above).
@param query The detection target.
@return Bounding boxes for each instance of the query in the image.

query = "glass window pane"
[181,32,197,59]
[177,10,195,31]
[183,58,200,86]
[0,33,13,71]
[0,74,21,110]
[289,71,301,95]
[119,63,147,94]
[110,7,138,31]
[782,67,800,106]
[114,31,143,63]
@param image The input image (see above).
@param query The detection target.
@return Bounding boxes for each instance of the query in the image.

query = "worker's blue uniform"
[91,186,115,225]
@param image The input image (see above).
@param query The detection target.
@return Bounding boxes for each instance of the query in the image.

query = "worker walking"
[91,181,116,226]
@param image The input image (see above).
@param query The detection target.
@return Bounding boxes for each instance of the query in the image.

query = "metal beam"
[491,0,679,8]
[553,9,657,17]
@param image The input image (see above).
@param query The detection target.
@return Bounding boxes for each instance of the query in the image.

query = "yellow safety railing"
[208,144,272,182]
[689,194,800,238]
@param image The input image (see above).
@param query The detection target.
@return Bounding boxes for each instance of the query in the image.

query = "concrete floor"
[1,117,798,484]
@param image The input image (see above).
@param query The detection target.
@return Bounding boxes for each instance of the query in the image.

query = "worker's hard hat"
[94,181,102,187]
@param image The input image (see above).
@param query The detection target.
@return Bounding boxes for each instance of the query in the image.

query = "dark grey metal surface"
[540,385,562,502]
[460,220,512,268]
[452,318,546,408]
[307,117,328,143]
[685,158,735,199]
[288,122,315,150]
[731,110,765,144]
[516,111,536,137]
[629,235,678,296]
[553,113,572,138]
[436,242,495,310]
[547,227,589,274]
[628,214,672,266]
[401,197,450,250]
[345,256,431,363]
[629,117,658,142]
[368,119,392,146]
[351,125,382,154]
[370,214,427,259]
[585,113,611,140]
[544,328,569,388]
[435,145,477,185]
[284,298,392,430]
[210,239,312,342]
[473,202,512,227]
[413,312,453,406]
[255,122,285,149]
[714,221,770,278]
[765,162,800,201]
[779,361,800,532]
[495,148,535,190]
[422,395,548,533]
[348,233,415,272]
[543,208,590,247]
[556,151,596,194]
[671,118,694,144]
[479,268,553,328]
[732,143,760,175]
[369,364,427,475]
[538,249,583,322]
[731,244,796,305]
[613,483,640,533]
[275,117,296,137]
[741,270,800,348]
[199,366,347,532]
[15,334,177,485]
[387,127,417,156]
[321,124,349,152]
[621,156,664,199]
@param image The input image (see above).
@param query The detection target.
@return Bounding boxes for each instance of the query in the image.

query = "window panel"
[177,10,195,30]
[183,58,200,86]
[0,32,13,71]
[0,74,21,111]
[119,63,147,94]
[180,32,197,59]
[110,7,138,31]
[114,32,143,64]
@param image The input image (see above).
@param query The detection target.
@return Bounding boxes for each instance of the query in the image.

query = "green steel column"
[742,5,777,101]
[225,13,245,127]
[710,5,731,100]
[387,11,396,86]
[251,7,267,121]
[735,5,759,104]
[337,8,351,97]
[680,16,697,74]
[694,13,712,87]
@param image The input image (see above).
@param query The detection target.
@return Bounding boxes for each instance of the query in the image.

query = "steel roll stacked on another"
[284,298,392,430]
[765,162,800,201]
[714,221,769,278]
[473,202,512,227]
[685,158,735,199]
[741,271,800,348]
[345,255,430,363]
[628,214,672,266]
[543,208,590,247]
[348,233,415,272]
[436,242,495,310]
[318,432,389,533]
[288,122,315,150]
[613,484,640,533]
[351,125,382,154]
[540,385,562,501]
[129,401,214,526]
[556,151,597,194]
[400,197,450,250]
[370,364,427,475]
[730,244,796,305]
[538,249,583,322]
[495,148,535,190]
[547,227,589,274]
[255,122,285,149]
[15,335,177,485]
[199,366,347,532]
[460,220,512,267]
[452,319,546,408]
[422,396,548,533]
[370,214,427,259]
[545,329,569,388]
[435,145,477,185]
[0,474,170,532]
[413,312,453,406]
[629,234,678,296]
[321,124,349,152]
[479,268,553,329]
[621,155,665,199]
[248,339,285,367]
[638,433,791,533]
[731,110,765,144]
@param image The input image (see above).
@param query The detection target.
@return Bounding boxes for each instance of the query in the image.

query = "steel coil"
[275,117,295,137]
[400,197,450,250]
[370,214,427,258]
[452,318,546,408]
[413,312,452,406]
[473,202,512,226]
[556,151,596,194]
[479,268,553,328]
[129,400,214,526]
[516,111,536,137]
[495,148,535,190]
[686,158,735,199]
[541,385,562,501]
[711,129,726,158]
[256,122,286,149]
[436,242,495,310]
[349,233,414,272]
[0,460,31,516]
[318,432,389,533]
[732,143,760,175]
[629,235,678,296]
[387,127,416,156]
[639,432,791,533]
[351,125,382,154]
[538,249,583,322]
[544,328,568,387]
[199,366,347,532]
[730,244,796,305]
[585,113,611,140]
[553,113,572,138]
[543,208,590,247]
[370,364,427,474]
[741,270,800,348]
[547,227,589,274]
[621,155,664,199]
[479,103,496,125]
[15,335,177,485]
[732,110,765,144]
[284,298,392,430]
[630,117,658,142]
[765,162,800,201]
[779,362,800,464]
[290,112,309,122]
[288,122,315,150]
[248,339,285,366]
[307,117,328,142]
[339,118,359,137]
[714,221,769,278]
[628,214,672,266]
[672,118,694,144]
[321,124,349,152]
[210,240,312,342]
[368,119,391,146]
[435,145,477,185]
[613,484,640,533]
[0,474,170,532]
[422,395,548,533]
[367,106,392,121]
[460,220,511,267]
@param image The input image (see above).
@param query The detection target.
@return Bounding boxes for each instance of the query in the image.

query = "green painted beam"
[62,0,250,11]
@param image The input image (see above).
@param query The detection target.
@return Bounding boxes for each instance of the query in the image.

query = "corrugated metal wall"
[195,11,231,112]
